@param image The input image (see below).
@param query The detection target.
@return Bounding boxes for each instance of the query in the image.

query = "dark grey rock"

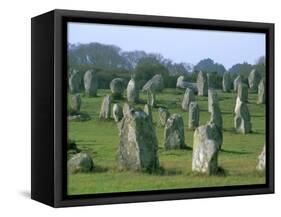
[68,153,94,174]
[182,88,195,111]
[188,102,200,129]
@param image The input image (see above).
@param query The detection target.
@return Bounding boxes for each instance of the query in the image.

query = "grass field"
[67,88,265,195]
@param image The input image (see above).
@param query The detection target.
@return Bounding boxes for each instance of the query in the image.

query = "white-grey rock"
[68,153,94,174]
[84,69,98,97]
[127,78,139,103]
[192,123,221,175]
[233,75,242,92]
[222,72,231,92]
[197,71,208,96]
[70,94,81,114]
[257,79,265,104]
[256,145,265,171]
[248,69,261,91]
[208,89,219,113]
[99,95,112,120]
[69,69,82,93]
[117,105,159,172]
[110,78,125,98]
[182,88,195,111]
[188,102,200,129]
[158,107,170,127]
[176,76,198,93]
[112,103,123,122]
[237,83,248,102]
[164,114,185,149]
[142,74,164,92]
[234,98,252,134]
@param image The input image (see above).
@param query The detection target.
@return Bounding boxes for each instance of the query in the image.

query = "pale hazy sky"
[68,22,266,69]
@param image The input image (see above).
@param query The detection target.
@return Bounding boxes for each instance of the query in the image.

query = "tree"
[194,58,226,75]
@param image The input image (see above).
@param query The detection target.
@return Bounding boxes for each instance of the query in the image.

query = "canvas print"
[66,22,266,196]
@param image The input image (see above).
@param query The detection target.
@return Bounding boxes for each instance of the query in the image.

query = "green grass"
[67,88,265,195]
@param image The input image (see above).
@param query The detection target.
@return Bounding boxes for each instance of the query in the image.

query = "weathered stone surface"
[234,98,252,134]
[70,94,81,114]
[197,71,208,96]
[182,88,195,111]
[69,70,82,93]
[127,78,139,103]
[256,145,265,171]
[207,73,215,89]
[84,69,98,96]
[164,114,185,149]
[257,79,265,104]
[192,123,221,175]
[222,72,231,92]
[158,107,170,127]
[142,74,164,92]
[147,90,156,107]
[176,76,198,93]
[248,69,261,91]
[208,90,223,130]
[237,83,248,102]
[112,103,123,122]
[110,78,125,98]
[233,75,242,92]
[117,106,159,172]
[68,153,94,174]
[144,104,153,122]
[99,95,112,119]
[208,89,219,113]
[188,102,200,129]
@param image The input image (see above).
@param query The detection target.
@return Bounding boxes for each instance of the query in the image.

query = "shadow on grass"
[155,166,183,176]
[220,149,251,155]
[92,165,109,173]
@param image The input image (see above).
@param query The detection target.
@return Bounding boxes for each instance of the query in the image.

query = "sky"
[68,22,266,69]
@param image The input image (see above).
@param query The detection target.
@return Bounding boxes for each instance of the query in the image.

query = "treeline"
[68,42,265,89]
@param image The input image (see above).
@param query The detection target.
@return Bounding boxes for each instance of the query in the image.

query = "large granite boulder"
[164,114,185,149]
[110,78,125,98]
[112,103,123,122]
[197,71,208,96]
[182,88,195,111]
[237,83,248,102]
[248,69,261,91]
[70,94,81,114]
[69,69,82,93]
[257,79,265,104]
[99,95,112,120]
[234,98,252,134]
[188,102,200,129]
[176,76,198,93]
[68,153,94,174]
[117,105,159,172]
[127,78,139,103]
[84,69,98,97]
[222,72,231,92]
[158,107,170,127]
[142,74,164,92]
[192,122,221,175]
[233,75,242,92]
[256,145,265,171]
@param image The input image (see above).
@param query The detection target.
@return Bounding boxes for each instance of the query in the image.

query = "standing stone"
[256,145,266,171]
[68,153,94,174]
[117,106,159,172]
[112,103,123,122]
[208,89,219,113]
[127,78,139,103]
[99,95,112,120]
[176,76,198,93]
[197,71,208,96]
[69,69,81,93]
[207,73,215,89]
[70,94,81,114]
[257,79,265,104]
[144,104,153,122]
[237,83,248,102]
[147,90,156,107]
[164,114,185,150]
[158,107,170,127]
[233,75,242,92]
[192,122,221,175]
[142,74,164,92]
[84,69,98,97]
[210,104,223,131]
[222,72,231,92]
[188,102,200,129]
[248,69,261,91]
[182,88,195,111]
[110,78,125,98]
[234,98,252,134]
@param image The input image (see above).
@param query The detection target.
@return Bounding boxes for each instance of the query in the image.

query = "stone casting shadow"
[220,149,251,155]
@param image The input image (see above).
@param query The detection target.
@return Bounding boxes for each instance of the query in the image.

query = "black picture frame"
[31,9,274,207]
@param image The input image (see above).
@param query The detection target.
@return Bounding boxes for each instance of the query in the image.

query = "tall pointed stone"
[222,72,231,92]
[99,95,112,120]
[256,145,266,171]
[197,71,208,96]
[248,69,261,92]
[234,98,252,134]
[69,69,81,93]
[110,78,125,99]
[257,79,265,104]
[188,102,200,129]
[70,94,81,114]
[84,69,98,97]
[112,103,123,122]
[182,88,195,111]
[233,75,242,92]
[127,78,139,103]
[237,83,248,102]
